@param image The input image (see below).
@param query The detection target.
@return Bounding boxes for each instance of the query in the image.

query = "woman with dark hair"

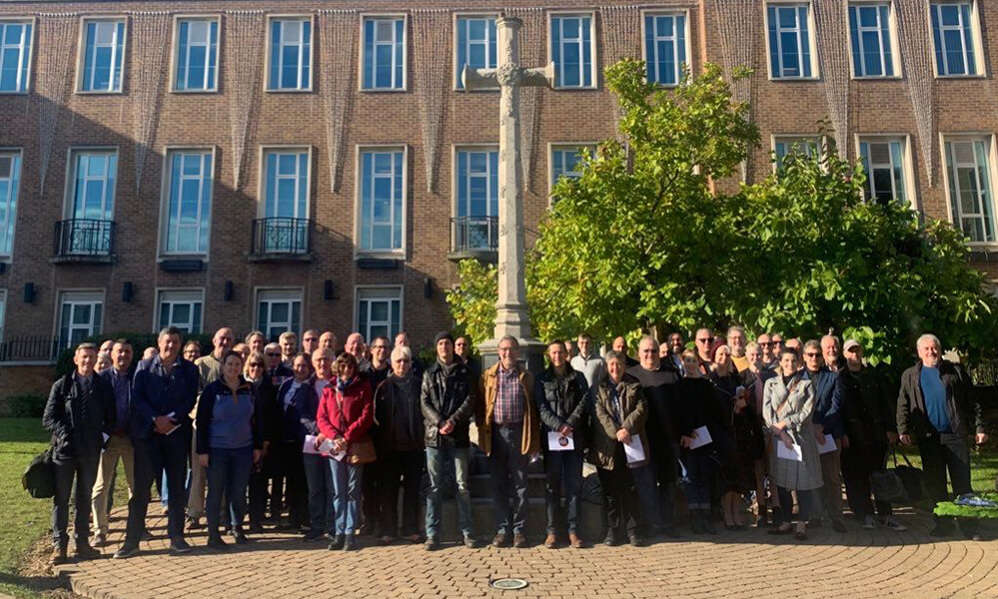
[317,352,375,551]
[244,351,282,532]
[196,351,263,549]
[678,350,723,534]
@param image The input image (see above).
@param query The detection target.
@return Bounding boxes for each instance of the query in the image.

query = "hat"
[433,331,455,345]
[843,339,862,352]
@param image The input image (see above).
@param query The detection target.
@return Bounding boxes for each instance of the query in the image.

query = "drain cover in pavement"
[489,578,529,590]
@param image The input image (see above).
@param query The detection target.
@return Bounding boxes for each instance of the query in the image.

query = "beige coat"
[763,374,823,491]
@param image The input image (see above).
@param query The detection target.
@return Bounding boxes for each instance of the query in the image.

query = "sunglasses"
[804,352,821,358]
[248,363,265,368]
[266,352,281,357]
[760,342,773,347]
[697,337,714,344]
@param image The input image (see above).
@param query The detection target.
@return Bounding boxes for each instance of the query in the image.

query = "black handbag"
[871,448,923,504]
[22,446,56,499]
[892,449,924,502]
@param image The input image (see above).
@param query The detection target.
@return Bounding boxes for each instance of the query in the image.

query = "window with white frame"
[0,289,6,343]
[848,3,895,77]
[67,150,116,221]
[773,136,822,171]
[0,151,21,258]
[262,149,310,253]
[174,18,218,91]
[644,13,686,86]
[766,4,814,79]
[157,289,203,334]
[356,287,401,342]
[551,144,594,189]
[80,19,125,92]
[455,16,497,89]
[551,14,594,89]
[456,147,498,250]
[944,137,995,243]
[163,150,212,255]
[358,148,404,253]
[269,18,311,91]
[363,17,405,90]
[0,20,33,93]
[859,138,908,204]
[57,291,103,350]
[930,3,980,76]
[257,289,301,341]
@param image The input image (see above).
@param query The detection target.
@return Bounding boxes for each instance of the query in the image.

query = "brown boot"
[544,534,558,549]
[50,546,67,566]
[569,532,585,549]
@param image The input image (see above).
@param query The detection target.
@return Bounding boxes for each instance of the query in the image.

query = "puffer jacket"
[534,364,589,452]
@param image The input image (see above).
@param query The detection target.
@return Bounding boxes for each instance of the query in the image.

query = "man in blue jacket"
[801,339,846,532]
[115,327,200,558]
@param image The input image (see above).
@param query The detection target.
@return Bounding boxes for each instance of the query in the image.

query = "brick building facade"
[0,0,996,383]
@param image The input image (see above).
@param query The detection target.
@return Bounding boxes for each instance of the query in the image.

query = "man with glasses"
[302,330,320,358]
[694,328,715,374]
[801,339,845,532]
[359,336,392,536]
[771,334,784,358]
[757,333,776,369]
[265,342,293,386]
[727,326,750,372]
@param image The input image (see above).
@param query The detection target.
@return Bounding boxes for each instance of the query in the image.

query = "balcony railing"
[251,217,313,257]
[451,216,498,256]
[0,335,61,363]
[53,219,115,259]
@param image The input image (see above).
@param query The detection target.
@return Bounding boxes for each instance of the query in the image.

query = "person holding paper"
[678,350,723,534]
[763,349,823,541]
[373,345,425,545]
[289,349,328,542]
[195,351,264,549]
[244,352,282,534]
[535,340,590,549]
[478,336,541,549]
[742,341,778,526]
[421,331,478,551]
[801,339,847,533]
[317,353,375,551]
[590,351,655,547]
[116,327,200,559]
[44,342,117,565]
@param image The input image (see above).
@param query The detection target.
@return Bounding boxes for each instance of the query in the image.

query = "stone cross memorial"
[462,15,555,369]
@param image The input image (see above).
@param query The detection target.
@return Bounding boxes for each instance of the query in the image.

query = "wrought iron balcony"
[449,216,498,261]
[250,217,313,260]
[52,219,115,262]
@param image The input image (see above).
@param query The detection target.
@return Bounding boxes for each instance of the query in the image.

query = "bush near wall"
[0,394,46,418]
[55,332,214,378]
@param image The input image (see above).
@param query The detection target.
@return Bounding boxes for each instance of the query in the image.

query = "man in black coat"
[43,342,116,565]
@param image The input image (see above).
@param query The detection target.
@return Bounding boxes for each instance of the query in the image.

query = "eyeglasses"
[804,352,821,358]
[696,337,714,344]
[266,352,280,357]
[372,345,388,350]
[394,358,410,363]
[759,342,773,347]
[248,363,265,368]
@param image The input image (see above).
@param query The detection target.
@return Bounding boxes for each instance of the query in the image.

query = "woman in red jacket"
[317,352,374,551]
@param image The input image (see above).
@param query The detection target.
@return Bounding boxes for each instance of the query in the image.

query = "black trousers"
[248,449,280,525]
[127,431,189,543]
[52,453,99,548]
[378,449,425,537]
[598,462,639,539]
[362,460,380,533]
[277,440,308,527]
[919,433,977,533]
[841,442,893,519]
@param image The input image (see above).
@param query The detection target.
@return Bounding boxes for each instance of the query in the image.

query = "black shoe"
[807,518,823,530]
[929,523,956,538]
[303,530,324,542]
[424,536,440,551]
[357,522,374,536]
[74,544,101,560]
[832,520,847,533]
[327,535,344,550]
[248,522,264,534]
[701,516,717,535]
[170,539,193,554]
[233,530,248,545]
[207,535,229,550]
[113,543,139,559]
[342,535,357,551]
[660,526,681,538]
[603,532,619,546]
[628,535,646,547]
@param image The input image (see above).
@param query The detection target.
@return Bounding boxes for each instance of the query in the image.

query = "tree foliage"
[447,59,998,366]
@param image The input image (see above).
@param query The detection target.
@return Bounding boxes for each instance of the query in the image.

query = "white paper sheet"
[624,435,646,464]
[303,434,335,456]
[688,426,712,450]
[817,434,837,455]
[776,440,803,462]
[547,431,575,451]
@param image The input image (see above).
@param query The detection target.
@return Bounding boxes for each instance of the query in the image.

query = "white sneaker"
[881,516,907,532]
[862,515,876,530]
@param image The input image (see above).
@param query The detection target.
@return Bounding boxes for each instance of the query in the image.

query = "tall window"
[0,151,21,258]
[859,138,908,204]
[0,21,33,93]
[261,149,310,253]
[163,150,212,255]
[644,13,686,86]
[269,18,311,91]
[80,19,125,92]
[57,291,103,350]
[359,149,404,254]
[455,16,497,89]
[551,144,593,188]
[930,3,979,76]
[174,18,218,91]
[456,148,498,250]
[356,287,401,342]
[157,290,203,334]
[944,138,995,243]
[68,150,117,221]
[848,4,895,77]
[551,14,594,89]
[363,17,405,90]
[774,136,821,171]
[257,289,301,341]
[766,4,814,79]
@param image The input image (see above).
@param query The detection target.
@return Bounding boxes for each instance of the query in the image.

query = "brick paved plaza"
[53,507,996,599]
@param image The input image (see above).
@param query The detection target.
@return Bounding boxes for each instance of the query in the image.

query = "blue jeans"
[303,453,334,534]
[630,463,662,535]
[489,425,530,536]
[544,449,584,535]
[425,444,472,538]
[328,459,363,536]
[206,446,253,534]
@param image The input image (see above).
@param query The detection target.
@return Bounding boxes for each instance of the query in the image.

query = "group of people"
[42,324,988,565]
